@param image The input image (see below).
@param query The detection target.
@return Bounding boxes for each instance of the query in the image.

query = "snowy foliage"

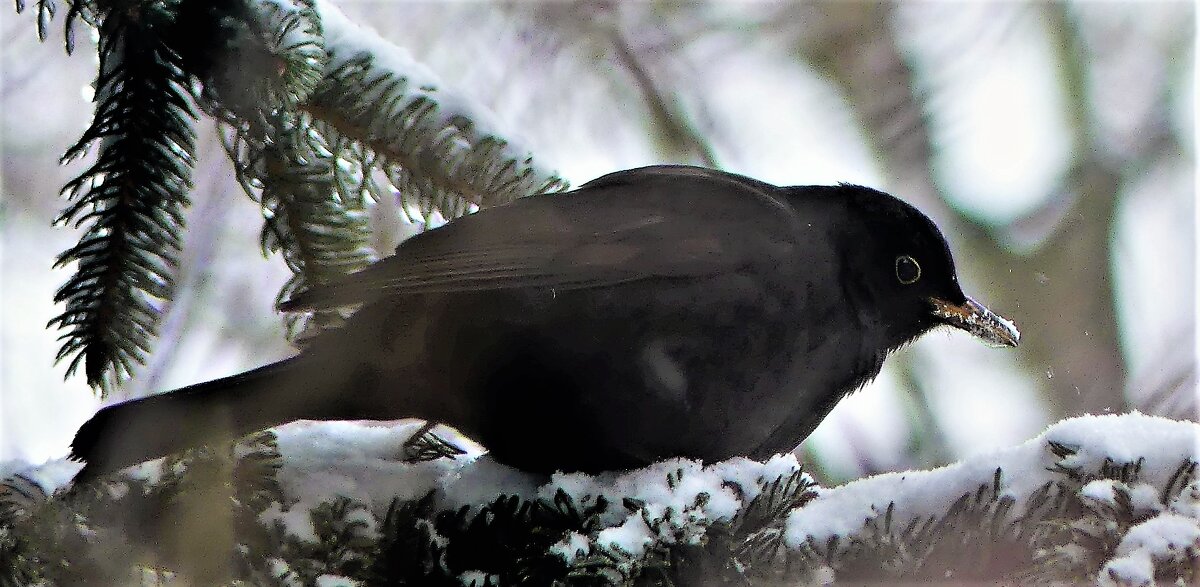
[1,413,1197,585]
[12,0,567,389]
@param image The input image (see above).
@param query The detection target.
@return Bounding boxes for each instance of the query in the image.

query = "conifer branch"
[5,417,1200,585]
[13,0,97,53]
[15,0,569,384]
[254,113,373,339]
[304,1,568,215]
[196,0,326,122]
[203,0,567,342]
[48,5,197,391]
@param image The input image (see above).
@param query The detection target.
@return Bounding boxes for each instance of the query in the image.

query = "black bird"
[70,165,1018,481]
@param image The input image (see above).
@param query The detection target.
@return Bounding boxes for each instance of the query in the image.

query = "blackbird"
[70,165,1018,482]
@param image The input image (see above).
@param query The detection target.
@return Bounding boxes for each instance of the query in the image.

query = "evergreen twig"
[49,4,198,391]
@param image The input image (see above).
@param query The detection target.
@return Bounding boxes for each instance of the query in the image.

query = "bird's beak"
[929,297,1020,347]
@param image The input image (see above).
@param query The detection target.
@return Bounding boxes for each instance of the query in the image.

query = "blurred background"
[1,1,1195,483]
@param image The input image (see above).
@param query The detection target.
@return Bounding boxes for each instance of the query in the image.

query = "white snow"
[458,570,498,587]
[1118,514,1200,559]
[315,574,360,587]
[1168,478,1200,518]
[313,0,545,175]
[343,505,379,538]
[536,454,804,526]
[264,422,806,575]
[1098,553,1155,587]
[272,419,481,515]
[315,0,442,103]
[436,454,542,507]
[1080,478,1163,516]
[261,501,319,543]
[526,454,806,550]
[0,457,82,496]
[1080,478,1118,503]
[1128,484,1164,516]
[595,513,655,559]
[1100,513,1200,586]
[261,419,484,538]
[6,412,1198,583]
[549,531,591,565]
[267,558,302,587]
[786,413,1199,547]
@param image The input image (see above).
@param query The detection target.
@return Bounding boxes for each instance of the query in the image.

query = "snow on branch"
[788,412,1199,545]
[305,0,568,212]
[19,0,569,387]
[199,0,571,342]
[2,413,1197,584]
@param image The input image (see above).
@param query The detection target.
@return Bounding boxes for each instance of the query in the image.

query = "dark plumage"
[70,165,1018,481]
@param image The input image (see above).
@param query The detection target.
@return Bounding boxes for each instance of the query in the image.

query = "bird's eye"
[895,255,921,284]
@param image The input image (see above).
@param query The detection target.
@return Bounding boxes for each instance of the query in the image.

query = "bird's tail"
[70,358,303,483]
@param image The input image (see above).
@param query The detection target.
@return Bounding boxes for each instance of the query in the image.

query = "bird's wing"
[281,166,799,311]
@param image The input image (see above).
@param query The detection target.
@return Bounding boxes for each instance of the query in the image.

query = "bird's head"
[833,185,1019,350]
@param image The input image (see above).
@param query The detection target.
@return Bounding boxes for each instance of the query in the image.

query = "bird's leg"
[401,420,466,463]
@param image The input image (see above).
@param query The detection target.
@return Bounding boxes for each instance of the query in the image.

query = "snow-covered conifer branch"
[2,414,1197,584]
[304,0,567,214]
[16,0,570,384]
[203,0,568,343]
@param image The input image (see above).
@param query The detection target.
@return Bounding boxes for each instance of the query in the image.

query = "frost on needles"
[2,413,1198,585]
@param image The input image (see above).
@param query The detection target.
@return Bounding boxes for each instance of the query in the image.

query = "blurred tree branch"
[607,27,719,167]
[516,2,720,167]
[782,2,1169,419]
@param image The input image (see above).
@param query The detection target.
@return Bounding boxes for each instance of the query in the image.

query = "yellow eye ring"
[896,255,921,284]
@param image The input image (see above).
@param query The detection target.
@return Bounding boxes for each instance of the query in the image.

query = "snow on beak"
[929,296,1020,347]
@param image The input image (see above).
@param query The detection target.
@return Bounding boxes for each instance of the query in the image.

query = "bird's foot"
[402,421,466,463]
